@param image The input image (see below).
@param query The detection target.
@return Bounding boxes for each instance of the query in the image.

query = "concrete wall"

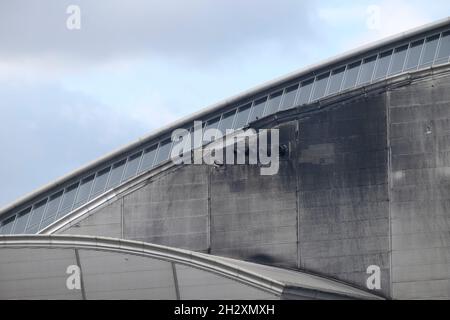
[61,166,210,252]
[61,199,122,239]
[59,71,450,299]
[121,166,209,252]
[297,96,391,297]
[389,75,450,300]
[210,124,298,268]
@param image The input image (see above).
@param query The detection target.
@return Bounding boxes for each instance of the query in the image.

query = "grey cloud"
[0,0,320,63]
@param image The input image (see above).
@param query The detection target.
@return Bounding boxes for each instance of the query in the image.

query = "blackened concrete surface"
[60,68,450,299]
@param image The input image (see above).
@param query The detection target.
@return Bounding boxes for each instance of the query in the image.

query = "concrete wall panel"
[297,95,390,297]
[389,76,450,300]
[209,123,299,268]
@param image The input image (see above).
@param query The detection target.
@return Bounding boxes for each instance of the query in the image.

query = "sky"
[0,0,450,208]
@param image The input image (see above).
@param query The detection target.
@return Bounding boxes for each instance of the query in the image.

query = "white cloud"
[317,0,438,54]
[367,0,431,38]
[0,0,318,66]
[318,5,367,27]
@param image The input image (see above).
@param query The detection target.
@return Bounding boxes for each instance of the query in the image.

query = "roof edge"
[0,234,384,300]
[2,17,450,215]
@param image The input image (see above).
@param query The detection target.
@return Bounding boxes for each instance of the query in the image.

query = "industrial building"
[1,18,450,300]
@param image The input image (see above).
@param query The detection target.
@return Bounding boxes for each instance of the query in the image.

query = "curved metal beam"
[1,18,449,215]
[0,234,383,300]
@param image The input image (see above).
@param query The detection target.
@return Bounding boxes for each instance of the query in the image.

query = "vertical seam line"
[74,249,87,300]
[171,263,181,300]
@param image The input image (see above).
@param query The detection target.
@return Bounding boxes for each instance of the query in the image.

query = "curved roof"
[1,18,450,233]
[0,234,383,300]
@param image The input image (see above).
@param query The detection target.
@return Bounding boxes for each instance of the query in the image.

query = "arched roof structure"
[0,235,382,300]
[1,18,450,235]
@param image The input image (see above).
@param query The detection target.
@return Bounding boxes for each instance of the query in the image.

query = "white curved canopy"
[0,235,382,300]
